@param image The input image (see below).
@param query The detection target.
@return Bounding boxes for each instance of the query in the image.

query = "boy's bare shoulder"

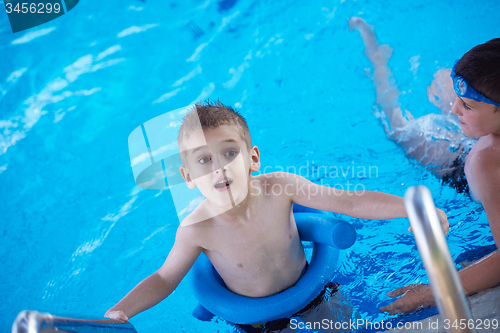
[468,145,500,196]
[254,171,301,184]
[179,199,214,228]
[469,145,500,173]
[175,201,216,249]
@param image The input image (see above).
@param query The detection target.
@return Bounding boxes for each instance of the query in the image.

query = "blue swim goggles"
[450,60,500,107]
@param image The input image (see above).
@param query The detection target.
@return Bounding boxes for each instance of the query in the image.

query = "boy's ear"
[250,145,261,172]
[179,165,197,189]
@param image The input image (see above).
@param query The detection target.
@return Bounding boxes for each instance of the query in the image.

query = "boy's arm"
[380,150,500,314]
[105,226,202,320]
[459,148,500,293]
[284,173,406,219]
[281,173,448,232]
[379,250,500,315]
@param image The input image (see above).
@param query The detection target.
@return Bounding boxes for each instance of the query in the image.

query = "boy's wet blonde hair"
[178,100,252,163]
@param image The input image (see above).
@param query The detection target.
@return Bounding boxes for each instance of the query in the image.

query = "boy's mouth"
[214,179,233,189]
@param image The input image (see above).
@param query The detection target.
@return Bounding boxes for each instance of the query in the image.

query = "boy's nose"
[214,164,227,173]
[451,97,462,116]
[211,155,227,173]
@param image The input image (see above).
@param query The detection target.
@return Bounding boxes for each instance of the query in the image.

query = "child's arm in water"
[379,252,500,315]
[348,17,475,179]
[380,148,500,314]
[272,173,448,233]
[104,225,202,321]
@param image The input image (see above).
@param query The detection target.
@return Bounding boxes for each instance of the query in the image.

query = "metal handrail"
[11,310,137,333]
[404,186,476,333]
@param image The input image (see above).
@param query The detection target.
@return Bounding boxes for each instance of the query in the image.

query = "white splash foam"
[172,65,202,87]
[11,27,56,45]
[128,5,143,11]
[96,45,122,61]
[409,55,421,76]
[7,68,28,83]
[191,83,215,104]
[73,188,144,256]
[223,51,252,88]
[117,24,158,38]
[187,11,241,62]
[187,42,209,62]
[102,195,138,223]
[142,225,169,243]
[130,141,177,167]
[0,47,123,156]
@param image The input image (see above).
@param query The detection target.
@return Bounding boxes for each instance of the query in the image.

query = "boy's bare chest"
[200,206,300,266]
[207,212,294,249]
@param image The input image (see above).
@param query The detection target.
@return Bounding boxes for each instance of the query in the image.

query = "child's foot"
[348,17,379,56]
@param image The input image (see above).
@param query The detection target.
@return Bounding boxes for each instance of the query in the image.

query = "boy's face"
[179,125,260,210]
[452,96,500,137]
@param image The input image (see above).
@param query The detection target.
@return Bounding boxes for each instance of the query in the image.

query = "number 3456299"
[5,2,61,14]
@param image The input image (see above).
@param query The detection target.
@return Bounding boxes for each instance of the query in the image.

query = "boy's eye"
[462,101,471,110]
[198,156,211,164]
[225,150,238,158]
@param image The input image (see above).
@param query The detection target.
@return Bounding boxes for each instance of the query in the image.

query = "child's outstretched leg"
[348,17,408,132]
[349,17,477,190]
[349,18,454,116]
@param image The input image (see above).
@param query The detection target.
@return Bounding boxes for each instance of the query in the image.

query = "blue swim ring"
[190,205,356,324]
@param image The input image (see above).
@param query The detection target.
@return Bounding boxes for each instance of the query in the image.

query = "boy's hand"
[436,208,449,235]
[104,310,129,322]
[379,284,435,315]
[408,208,449,235]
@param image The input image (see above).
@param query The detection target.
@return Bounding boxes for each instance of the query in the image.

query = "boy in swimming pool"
[350,18,500,314]
[104,100,448,321]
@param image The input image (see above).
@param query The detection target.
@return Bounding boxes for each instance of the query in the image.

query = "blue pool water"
[1,0,499,332]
